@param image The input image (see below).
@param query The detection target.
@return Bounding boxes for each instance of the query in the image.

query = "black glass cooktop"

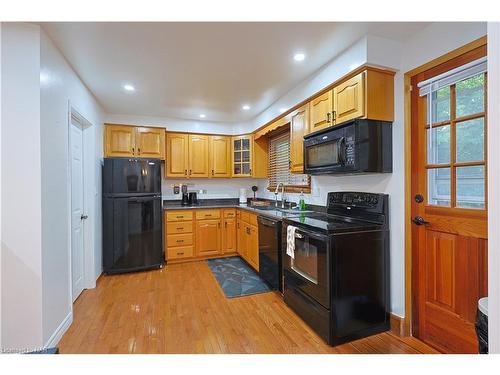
[283,213,383,233]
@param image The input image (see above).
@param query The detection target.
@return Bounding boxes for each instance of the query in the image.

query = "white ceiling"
[41,22,430,124]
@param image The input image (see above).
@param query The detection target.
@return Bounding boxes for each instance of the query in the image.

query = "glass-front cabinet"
[231,135,253,177]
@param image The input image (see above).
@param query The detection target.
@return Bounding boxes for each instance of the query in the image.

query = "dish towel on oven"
[286,225,297,259]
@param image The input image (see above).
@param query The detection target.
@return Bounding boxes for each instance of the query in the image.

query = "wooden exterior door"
[136,127,165,159]
[188,134,209,178]
[104,124,136,157]
[166,133,188,177]
[411,45,488,353]
[309,90,333,133]
[210,135,231,178]
[195,219,221,257]
[290,103,309,174]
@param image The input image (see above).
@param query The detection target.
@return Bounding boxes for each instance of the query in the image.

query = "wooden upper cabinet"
[166,133,189,178]
[231,135,253,177]
[188,134,209,178]
[309,90,333,133]
[333,71,365,125]
[105,124,166,159]
[104,125,136,157]
[209,136,231,178]
[136,127,165,159]
[290,103,309,174]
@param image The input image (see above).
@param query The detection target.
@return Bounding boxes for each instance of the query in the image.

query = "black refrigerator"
[102,158,163,274]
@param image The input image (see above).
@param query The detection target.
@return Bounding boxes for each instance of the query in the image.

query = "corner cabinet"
[231,135,253,177]
[104,124,165,159]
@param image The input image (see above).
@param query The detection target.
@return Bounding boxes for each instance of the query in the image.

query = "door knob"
[412,216,429,226]
[81,214,88,220]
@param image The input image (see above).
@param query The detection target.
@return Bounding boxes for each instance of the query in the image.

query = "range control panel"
[328,192,382,208]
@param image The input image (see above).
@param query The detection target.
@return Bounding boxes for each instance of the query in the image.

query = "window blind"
[418,57,487,97]
[268,131,309,188]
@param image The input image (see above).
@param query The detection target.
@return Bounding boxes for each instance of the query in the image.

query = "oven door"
[283,224,330,308]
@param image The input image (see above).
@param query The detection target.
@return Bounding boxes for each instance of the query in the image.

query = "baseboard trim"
[45,311,73,348]
[390,313,407,337]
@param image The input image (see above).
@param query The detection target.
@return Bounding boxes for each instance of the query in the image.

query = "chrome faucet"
[274,182,285,208]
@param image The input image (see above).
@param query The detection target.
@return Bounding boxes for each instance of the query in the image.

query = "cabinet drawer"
[166,210,193,222]
[167,233,193,247]
[195,209,220,220]
[223,209,236,218]
[167,246,194,260]
[166,221,193,234]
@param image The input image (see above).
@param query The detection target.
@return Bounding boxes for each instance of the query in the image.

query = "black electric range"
[282,191,390,346]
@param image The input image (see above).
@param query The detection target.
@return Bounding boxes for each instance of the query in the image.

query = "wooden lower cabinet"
[195,219,221,257]
[222,210,237,253]
[236,212,259,272]
[164,208,258,270]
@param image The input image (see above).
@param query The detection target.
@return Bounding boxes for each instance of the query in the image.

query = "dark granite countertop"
[162,198,317,220]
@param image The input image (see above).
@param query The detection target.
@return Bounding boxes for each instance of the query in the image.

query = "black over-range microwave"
[303,119,393,175]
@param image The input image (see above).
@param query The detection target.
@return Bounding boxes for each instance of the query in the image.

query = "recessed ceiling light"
[199,114,206,118]
[279,107,287,113]
[123,84,135,92]
[294,53,306,62]
[242,104,251,111]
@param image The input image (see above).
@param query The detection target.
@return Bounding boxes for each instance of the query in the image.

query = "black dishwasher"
[257,216,282,292]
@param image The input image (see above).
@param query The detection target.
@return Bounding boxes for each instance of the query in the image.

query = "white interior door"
[70,120,85,302]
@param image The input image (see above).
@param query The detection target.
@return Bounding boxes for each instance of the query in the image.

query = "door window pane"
[456,166,485,209]
[428,168,451,207]
[429,87,450,124]
[456,74,485,118]
[456,118,485,162]
[427,125,450,164]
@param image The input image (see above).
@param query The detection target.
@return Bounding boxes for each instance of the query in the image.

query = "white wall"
[39,28,104,345]
[1,23,44,350]
[487,21,500,354]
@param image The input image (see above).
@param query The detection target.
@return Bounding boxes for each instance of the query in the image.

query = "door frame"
[67,103,95,302]
[403,36,488,337]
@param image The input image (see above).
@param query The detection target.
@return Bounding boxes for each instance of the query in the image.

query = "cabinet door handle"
[176,216,184,219]
[132,147,135,154]
[189,170,192,175]
[218,222,221,228]
[184,169,187,176]
[138,148,141,155]
[332,110,337,122]
[177,252,185,255]
[176,240,184,243]
[212,169,214,176]
[225,222,227,228]
[327,112,331,123]
[176,227,184,230]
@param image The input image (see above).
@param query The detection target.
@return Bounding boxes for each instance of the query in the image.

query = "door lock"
[81,214,88,220]
[412,216,429,226]
[415,194,424,203]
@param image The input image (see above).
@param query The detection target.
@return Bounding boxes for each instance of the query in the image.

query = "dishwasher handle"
[257,216,278,227]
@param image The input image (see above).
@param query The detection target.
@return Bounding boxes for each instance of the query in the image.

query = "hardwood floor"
[59,261,439,354]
